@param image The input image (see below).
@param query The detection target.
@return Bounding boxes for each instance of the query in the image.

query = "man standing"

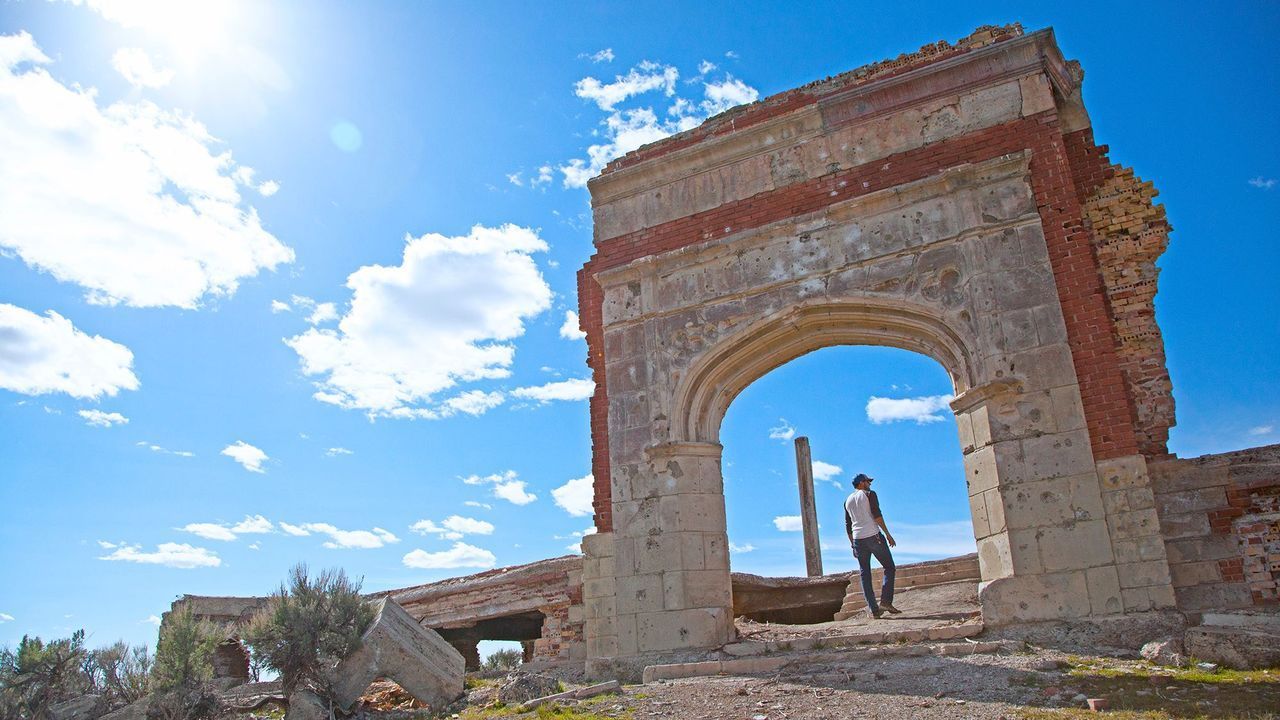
[844,473,901,618]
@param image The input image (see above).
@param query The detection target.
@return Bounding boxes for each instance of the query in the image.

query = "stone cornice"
[588,28,1072,206]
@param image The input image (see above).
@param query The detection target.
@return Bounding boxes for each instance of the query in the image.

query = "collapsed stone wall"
[1150,445,1280,615]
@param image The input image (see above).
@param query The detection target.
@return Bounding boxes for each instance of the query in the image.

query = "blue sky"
[0,1,1276,653]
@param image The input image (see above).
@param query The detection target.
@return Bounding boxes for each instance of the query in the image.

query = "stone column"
[953,378,1133,624]
[609,441,734,657]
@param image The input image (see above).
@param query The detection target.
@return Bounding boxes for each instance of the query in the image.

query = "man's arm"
[869,491,895,547]
[845,509,854,546]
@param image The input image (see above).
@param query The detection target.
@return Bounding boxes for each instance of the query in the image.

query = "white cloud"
[300,523,399,550]
[258,179,279,196]
[78,409,129,427]
[552,473,595,517]
[493,479,537,506]
[768,419,796,442]
[0,613,13,622]
[773,515,803,532]
[464,500,492,510]
[588,48,615,63]
[511,378,595,403]
[463,470,539,506]
[247,542,260,550]
[98,542,221,569]
[403,542,496,569]
[285,225,552,419]
[701,76,758,115]
[410,515,495,541]
[271,299,291,313]
[441,390,506,416]
[560,61,759,188]
[812,460,843,485]
[0,305,139,399]
[0,32,294,309]
[138,441,193,457]
[728,542,755,553]
[307,303,338,325]
[144,614,162,626]
[533,165,553,187]
[111,47,173,88]
[221,440,268,473]
[230,515,273,534]
[698,60,717,75]
[1248,176,1276,190]
[1248,425,1274,436]
[559,310,586,341]
[866,394,955,424]
[725,51,739,59]
[505,171,523,187]
[574,62,678,111]
[180,523,238,541]
[279,521,310,537]
[179,514,273,541]
[325,447,354,457]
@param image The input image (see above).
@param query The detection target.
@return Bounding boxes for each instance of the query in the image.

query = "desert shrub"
[482,648,523,671]
[0,630,91,719]
[152,611,219,691]
[241,564,374,695]
[84,641,153,704]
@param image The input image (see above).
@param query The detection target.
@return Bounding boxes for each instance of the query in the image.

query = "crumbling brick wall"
[1064,128,1175,459]
[1150,444,1280,614]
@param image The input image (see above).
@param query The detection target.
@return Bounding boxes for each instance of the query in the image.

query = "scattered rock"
[1195,662,1219,673]
[50,694,106,720]
[1185,626,1280,670]
[1087,697,1109,711]
[1032,658,1068,672]
[1140,637,1186,667]
[495,671,561,704]
[284,689,329,720]
[98,698,149,720]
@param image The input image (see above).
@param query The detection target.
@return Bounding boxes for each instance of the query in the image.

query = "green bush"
[241,564,374,694]
[85,641,152,704]
[152,610,219,691]
[481,648,523,671]
[0,630,90,719]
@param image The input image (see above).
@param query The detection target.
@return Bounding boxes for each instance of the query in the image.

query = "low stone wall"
[1149,444,1280,615]
[835,553,980,619]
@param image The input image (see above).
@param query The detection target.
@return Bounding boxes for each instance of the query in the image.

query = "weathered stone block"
[634,607,732,653]
[1038,520,1115,572]
[615,573,664,615]
[1116,560,1171,590]
[328,599,464,713]
[1085,565,1123,615]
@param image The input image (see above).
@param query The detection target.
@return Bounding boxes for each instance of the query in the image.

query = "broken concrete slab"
[1184,625,1280,670]
[328,597,465,712]
[284,689,328,720]
[49,694,105,720]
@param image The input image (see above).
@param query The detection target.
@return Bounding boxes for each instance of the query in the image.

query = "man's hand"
[885,533,896,547]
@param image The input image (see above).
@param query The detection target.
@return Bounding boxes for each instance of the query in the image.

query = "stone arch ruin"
[574,25,1184,662]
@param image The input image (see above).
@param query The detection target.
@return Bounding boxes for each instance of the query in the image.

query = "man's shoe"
[871,608,884,619]
[881,603,903,614]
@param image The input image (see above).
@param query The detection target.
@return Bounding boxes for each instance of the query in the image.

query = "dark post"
[794,436,823,577]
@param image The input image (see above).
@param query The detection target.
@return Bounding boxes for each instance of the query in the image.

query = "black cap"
[852,473,873,485]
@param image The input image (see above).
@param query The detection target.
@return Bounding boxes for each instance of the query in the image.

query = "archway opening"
[720,345,977,626]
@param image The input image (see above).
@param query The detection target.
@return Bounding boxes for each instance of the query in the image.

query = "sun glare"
[87,0,240,56]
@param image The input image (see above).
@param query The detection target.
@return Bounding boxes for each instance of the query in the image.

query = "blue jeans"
[853,533,895,613]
